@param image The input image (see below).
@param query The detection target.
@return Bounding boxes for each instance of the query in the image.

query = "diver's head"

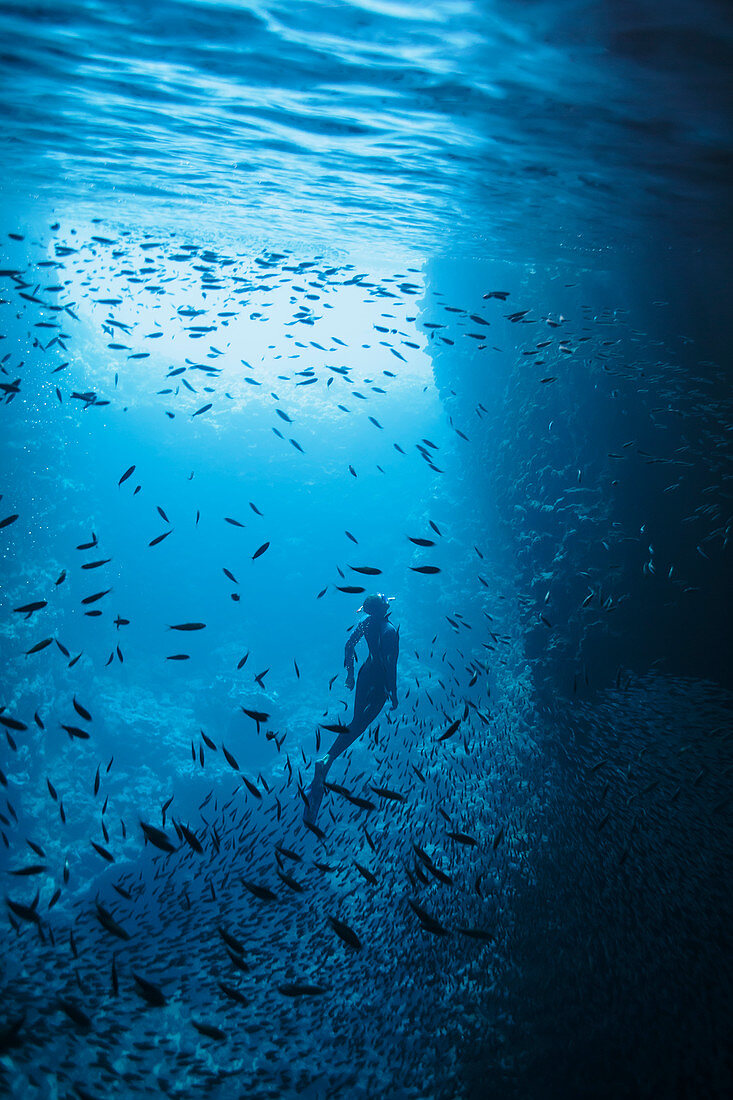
[358,593,394,618]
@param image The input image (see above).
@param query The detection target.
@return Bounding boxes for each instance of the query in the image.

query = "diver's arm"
[344,620,365,689]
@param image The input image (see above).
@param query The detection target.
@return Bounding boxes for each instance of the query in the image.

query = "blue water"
[1,3,731,1098]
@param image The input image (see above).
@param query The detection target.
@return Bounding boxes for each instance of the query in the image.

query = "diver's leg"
[304,663,385,826]
[303,760,328,825]
[334,693,385,754]
[322,667,386,771]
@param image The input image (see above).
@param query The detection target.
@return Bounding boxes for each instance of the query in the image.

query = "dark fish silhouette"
[73,697,92,721]
[325,782,375,812]
[447,830,478,846]
[222,744,239,770]
[192,1020,226,1040]
[149,530,173,547]
[327,915,362,951]
[242,708,269,724]
[91,841,114,863]
[278,983,327,997]
[370,785,407,803]
[140,821,176,853]
[0,715,26,732]
[218,982,247,1005]
[61,724,90,740]
[457,927,493,941]
[6,896,41,925]
[354,861,377,885]
[241,879,277,902]
[179,823,203,854]
[408,899,449,936]
[218,925,245,955]
[57,998,91,1029]
[132,973,167,1006]
[438,719,461,741]
[95,902,130,939]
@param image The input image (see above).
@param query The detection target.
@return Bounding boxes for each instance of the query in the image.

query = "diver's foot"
[303,761,327,826]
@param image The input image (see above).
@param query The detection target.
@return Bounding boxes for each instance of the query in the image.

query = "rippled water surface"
[1,0,731,249]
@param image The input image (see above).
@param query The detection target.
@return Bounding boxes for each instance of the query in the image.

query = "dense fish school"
[1,223,730,1099]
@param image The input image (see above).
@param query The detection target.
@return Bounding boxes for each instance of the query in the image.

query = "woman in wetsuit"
[304,593,399,826]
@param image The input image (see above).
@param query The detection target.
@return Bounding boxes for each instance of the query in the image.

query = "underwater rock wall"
[424,247,732,697]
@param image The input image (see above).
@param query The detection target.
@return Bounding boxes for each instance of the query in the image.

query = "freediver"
[303,593,399,827]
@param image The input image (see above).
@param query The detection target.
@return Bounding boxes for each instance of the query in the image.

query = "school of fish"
[0,224,731,1100]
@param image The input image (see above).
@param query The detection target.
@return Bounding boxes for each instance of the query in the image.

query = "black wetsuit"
[303,611,399,826]
[345,613,399,734]
[326,613,399,761]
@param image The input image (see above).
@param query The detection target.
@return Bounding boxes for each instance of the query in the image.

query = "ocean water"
[0,2,731,1098]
